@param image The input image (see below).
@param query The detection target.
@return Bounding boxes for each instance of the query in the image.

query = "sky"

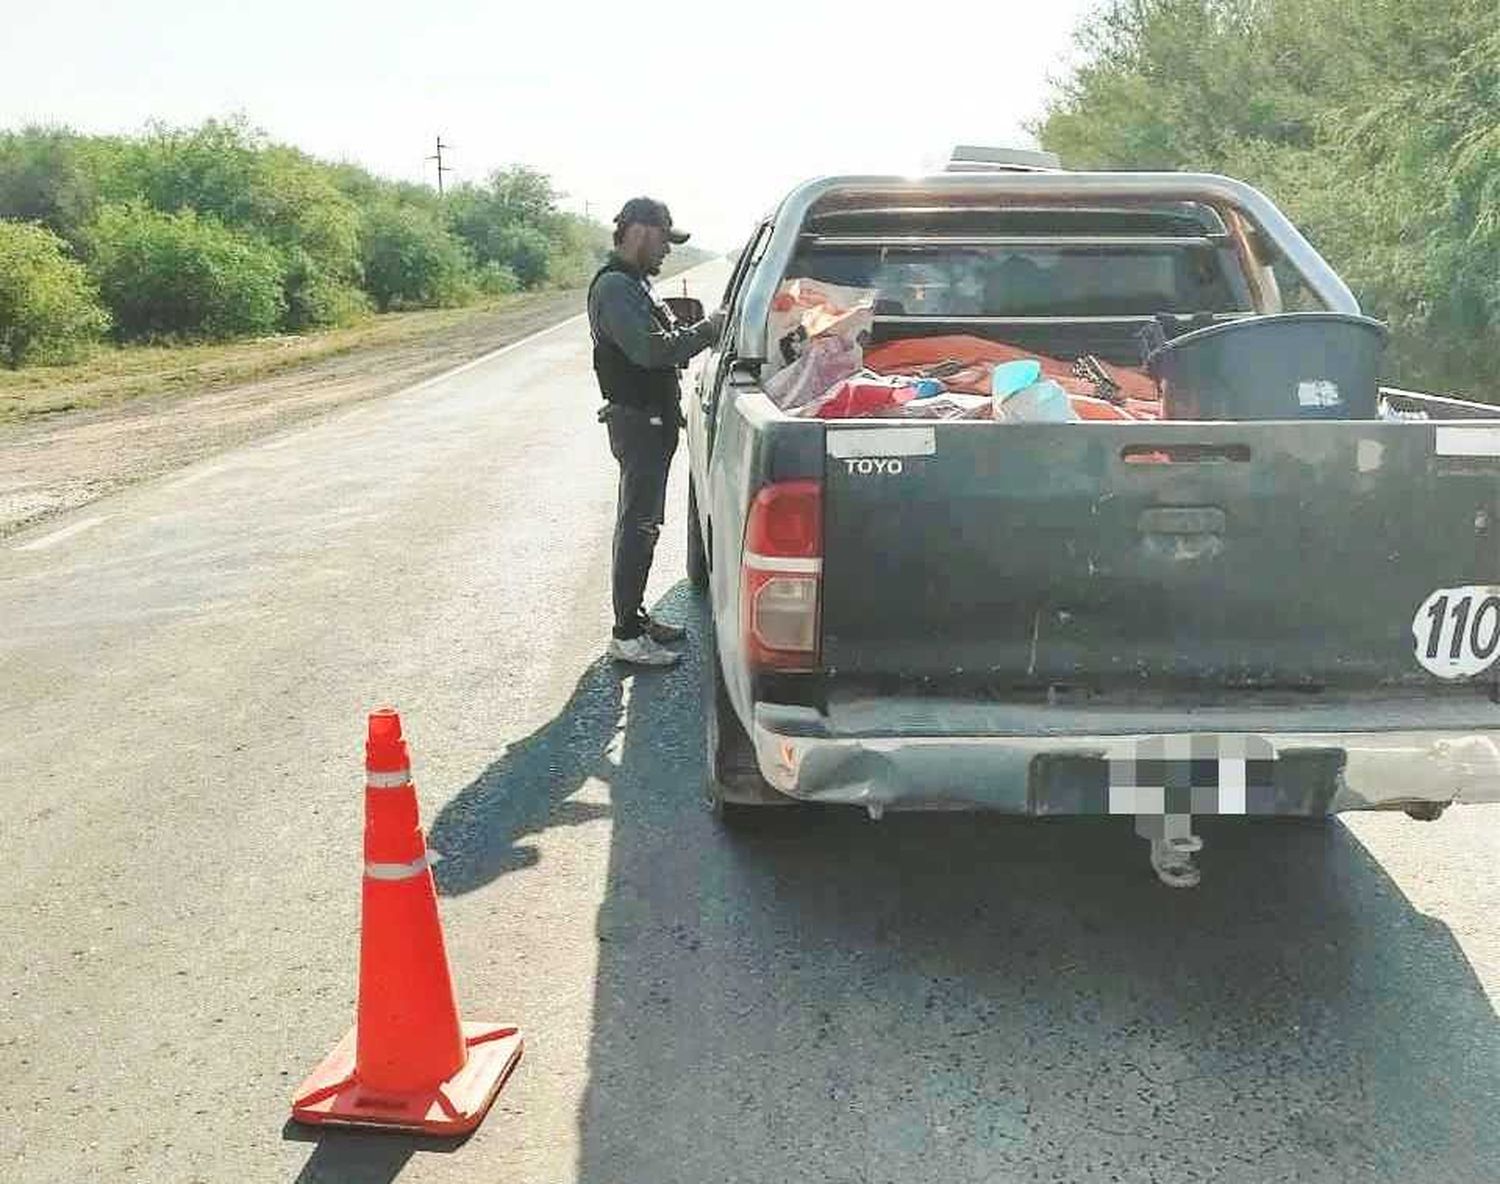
[0,0,1102,253]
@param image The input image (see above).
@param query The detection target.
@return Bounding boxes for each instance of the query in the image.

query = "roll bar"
[733,172,1358,362]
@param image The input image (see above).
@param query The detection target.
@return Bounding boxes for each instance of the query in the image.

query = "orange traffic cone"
[291,708,523,1135]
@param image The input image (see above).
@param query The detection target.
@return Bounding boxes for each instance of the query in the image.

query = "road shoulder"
[0,290,584,539]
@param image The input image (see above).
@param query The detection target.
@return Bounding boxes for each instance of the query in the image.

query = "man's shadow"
[423,657,627,896]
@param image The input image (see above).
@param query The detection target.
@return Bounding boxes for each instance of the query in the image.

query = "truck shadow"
[284,579,1500,1182]
[573,587,1500,1182]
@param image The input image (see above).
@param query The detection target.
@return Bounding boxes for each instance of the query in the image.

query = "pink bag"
[766,334,864,411]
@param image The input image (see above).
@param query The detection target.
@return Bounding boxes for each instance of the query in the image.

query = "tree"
[0,220,110,366]
[0,128,99,249]
[107,122,365,330]
[446,167,575,289]
[359,202,474,311]
[88,202,286,341]
[250,147,366,327]
[0,119,602,348]
[481,166,562,228]
[493,223,552,289]
[1036,0,1500,395]
[545,212,611,289]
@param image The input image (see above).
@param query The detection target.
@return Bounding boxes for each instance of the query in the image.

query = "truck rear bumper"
[752,699,1500,814]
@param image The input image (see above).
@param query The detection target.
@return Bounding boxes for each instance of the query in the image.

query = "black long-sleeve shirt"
[587,255,719,370]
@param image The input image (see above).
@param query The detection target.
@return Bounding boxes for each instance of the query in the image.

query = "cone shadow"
[282,1117,468,1183]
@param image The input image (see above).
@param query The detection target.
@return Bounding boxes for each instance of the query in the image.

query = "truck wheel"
[703,621,788,827]
[686,483,708,591]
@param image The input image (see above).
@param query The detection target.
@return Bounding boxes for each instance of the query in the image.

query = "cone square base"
[290,1022,524,1136]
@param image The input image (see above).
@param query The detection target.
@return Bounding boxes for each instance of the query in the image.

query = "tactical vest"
[588,257,681,415]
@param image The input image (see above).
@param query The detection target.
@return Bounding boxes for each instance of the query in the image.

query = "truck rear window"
[786,244,1248,318]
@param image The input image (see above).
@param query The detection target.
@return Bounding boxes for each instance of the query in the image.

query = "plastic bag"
[894,391,993,420]
[766,333,864,411]
[767,278,876,368]
[996,379,1079,422]
[797,374,918,419]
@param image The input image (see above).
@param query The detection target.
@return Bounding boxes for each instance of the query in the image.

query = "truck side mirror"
[664,296,705,325]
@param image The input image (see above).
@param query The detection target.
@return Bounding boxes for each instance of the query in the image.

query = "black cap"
[614,197,690,244]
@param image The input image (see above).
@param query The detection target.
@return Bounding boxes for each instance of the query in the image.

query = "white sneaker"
[608,633,681,667]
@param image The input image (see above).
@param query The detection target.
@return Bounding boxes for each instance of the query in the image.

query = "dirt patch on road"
[0,290,583,539]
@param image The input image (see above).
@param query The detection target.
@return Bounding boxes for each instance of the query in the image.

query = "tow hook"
[1136,813,1203,889]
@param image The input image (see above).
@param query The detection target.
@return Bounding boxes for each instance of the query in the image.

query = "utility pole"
[427,136,454,197]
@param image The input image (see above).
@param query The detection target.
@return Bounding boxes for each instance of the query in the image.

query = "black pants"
[605,403,678,639]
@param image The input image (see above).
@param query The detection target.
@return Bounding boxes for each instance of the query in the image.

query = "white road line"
[401,312,588,397]
[13,515,110,551]
[162,465,228,491]
[254,435,302,451]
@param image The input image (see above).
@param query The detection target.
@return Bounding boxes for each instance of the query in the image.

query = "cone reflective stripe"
[290,708,523,1134]
[364,854,432,880]
[366,768,412,789]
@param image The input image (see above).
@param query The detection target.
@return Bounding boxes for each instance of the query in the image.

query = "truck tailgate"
[821,421,1500,694]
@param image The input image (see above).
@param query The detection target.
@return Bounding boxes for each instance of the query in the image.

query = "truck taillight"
[743,480,822,671]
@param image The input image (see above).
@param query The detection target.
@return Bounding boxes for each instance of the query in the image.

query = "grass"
[0,291,559,427]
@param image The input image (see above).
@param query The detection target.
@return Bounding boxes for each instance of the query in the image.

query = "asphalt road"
[3,260,1500,1184]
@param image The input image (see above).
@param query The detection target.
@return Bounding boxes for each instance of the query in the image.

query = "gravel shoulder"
[0,289,584,539]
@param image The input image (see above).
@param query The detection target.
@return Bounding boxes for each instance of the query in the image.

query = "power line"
[426,136,454,197]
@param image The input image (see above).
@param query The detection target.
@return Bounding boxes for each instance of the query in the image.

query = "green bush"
[447,169,562,262]
[109,124,364,332]
[111,118,261,226]
[545,213,610,289]
[359,202,474,311]
[493,223,552,289]
[0,219,110,366]
[475,261,521,296]
[280,245,369,330]
[0,121,622,349]
[88,202,286,341]
[446,168,610,290]
[251,147,364,327]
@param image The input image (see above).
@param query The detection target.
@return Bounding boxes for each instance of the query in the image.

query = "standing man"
[589,197,723,667]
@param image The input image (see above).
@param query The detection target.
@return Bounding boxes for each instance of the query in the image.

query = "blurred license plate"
[1026,736,1343,816]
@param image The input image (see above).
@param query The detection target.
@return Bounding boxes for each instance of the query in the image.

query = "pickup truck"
[683,169,1500,887]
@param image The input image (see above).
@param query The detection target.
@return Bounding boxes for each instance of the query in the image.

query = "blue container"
[992,359,1043,398]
